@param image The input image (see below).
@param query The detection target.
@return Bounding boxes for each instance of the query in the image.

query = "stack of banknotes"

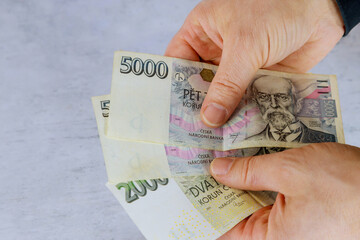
[92,51,345,239]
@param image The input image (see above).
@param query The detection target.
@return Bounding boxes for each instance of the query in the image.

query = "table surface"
[1,1,359,239]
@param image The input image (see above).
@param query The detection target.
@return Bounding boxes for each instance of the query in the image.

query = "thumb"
[200,42,260,128]
[210,150,298,193]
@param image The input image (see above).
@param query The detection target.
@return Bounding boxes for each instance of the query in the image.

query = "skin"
[211,143,360,239]
[165,0,344,127]
[166,0,360,239]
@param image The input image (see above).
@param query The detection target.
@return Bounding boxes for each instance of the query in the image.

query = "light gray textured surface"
[0,1,359,240]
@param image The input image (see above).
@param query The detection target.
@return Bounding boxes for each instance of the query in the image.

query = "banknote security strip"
[107,51,344,151]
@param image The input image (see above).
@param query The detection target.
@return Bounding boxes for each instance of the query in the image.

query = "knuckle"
[211,76,244,99]
[237,156,258,186]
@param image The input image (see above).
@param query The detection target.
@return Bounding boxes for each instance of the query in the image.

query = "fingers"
[210,148,304,194]
[218,206,272,240]
[217,217,248,240]
[164,29,200,62]
[165,9,223,63]
[200,41,260,128]
[210,143,360,196]
[166,3,260,128]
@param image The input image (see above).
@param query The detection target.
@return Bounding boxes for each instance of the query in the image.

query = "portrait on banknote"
[246,75,336,155]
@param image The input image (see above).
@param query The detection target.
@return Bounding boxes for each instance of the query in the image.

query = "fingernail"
[202,103,228,127]
[211,158,234,176]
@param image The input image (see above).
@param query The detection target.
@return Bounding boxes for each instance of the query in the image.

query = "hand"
[209,143,360,239]
[165,0,344,128]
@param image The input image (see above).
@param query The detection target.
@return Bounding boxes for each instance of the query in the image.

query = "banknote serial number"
[120,56,168,79]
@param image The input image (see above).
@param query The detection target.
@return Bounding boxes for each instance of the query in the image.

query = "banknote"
[92,95,171,182]
[93,95,275,239]
[107,176,274,240]
[107,51,345,151]
[92,95,261,183]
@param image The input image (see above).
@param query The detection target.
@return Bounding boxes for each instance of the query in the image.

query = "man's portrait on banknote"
[246,75,335,154]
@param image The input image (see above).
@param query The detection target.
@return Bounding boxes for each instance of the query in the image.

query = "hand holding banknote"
[211,143,360,239]
[165,0,360,239]
[165,0,344,127]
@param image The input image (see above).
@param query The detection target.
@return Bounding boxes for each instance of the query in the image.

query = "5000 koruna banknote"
[107,51,344,151]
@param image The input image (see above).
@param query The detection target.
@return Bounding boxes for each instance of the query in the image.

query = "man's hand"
[209,143,360,239]
[165,0,344,127]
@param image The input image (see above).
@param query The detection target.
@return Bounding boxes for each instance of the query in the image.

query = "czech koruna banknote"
[92,51,344,240]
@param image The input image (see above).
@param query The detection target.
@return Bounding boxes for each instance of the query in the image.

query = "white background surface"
[0,1,359,239]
